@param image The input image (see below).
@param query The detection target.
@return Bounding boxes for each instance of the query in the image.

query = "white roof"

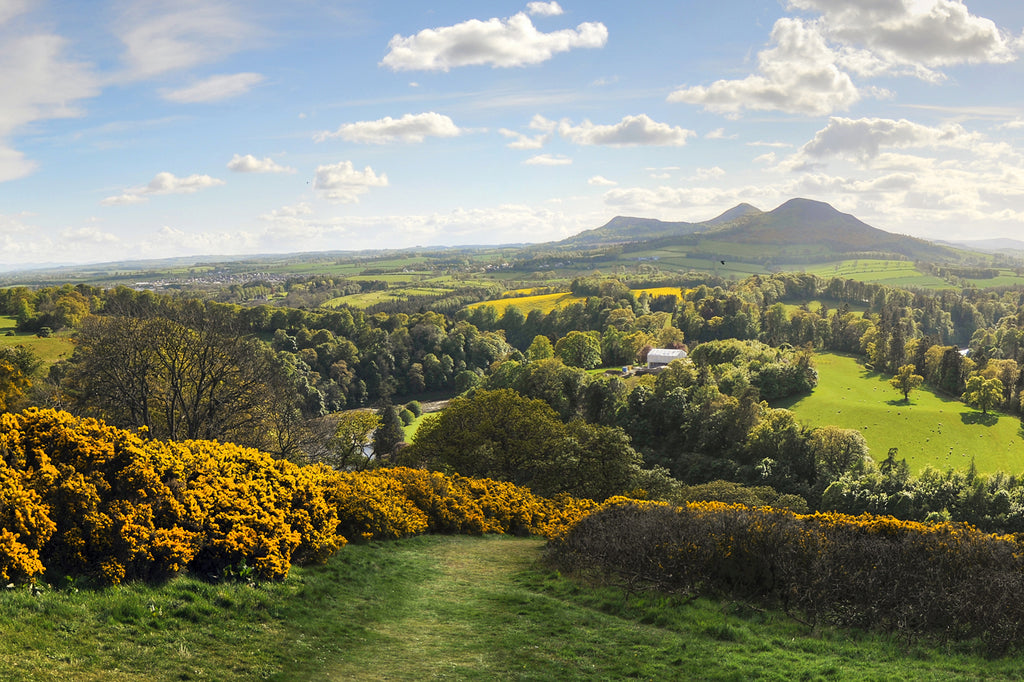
[647,348,687,363]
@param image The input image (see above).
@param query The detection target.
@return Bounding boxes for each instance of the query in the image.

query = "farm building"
[646,348,688,368]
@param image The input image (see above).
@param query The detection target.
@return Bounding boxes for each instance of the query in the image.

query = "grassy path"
[324,535,542,680]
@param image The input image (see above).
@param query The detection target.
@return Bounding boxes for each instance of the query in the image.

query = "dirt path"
[324,536,543,680]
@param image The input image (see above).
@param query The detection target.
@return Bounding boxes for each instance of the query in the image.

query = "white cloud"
[116,1,258,79]
[799,116,982,161]
[588,175,617,186]
[696,166,726,179]
[102,172,225,205]
[789,0,1019,69]
[60,226,120,245]
[315,112,461,144]
[0,31,99,181]
[162,73,264,103]
[499,114,557,149]
[259,202,314,222]
[524,153,571,165]
[227,154,296,174]
[706,128,737,140]
[380,11,607,71]
[313,161,388,203]
[559,114,695,146]
[668,18,860,116]
[527,2,563,16]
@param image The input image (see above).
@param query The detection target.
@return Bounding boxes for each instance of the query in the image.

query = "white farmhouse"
[646,348,688,368]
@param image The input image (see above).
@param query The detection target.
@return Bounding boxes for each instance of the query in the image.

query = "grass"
[800,260,950,289]
[776,352,1024,474]
[0,316,75,365]
[5,534,1024,680]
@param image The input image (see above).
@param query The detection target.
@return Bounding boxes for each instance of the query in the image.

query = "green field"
[4,534,1022,680]
[0,316,74,365]
[777,352,1024,474]
[800,260,950,288]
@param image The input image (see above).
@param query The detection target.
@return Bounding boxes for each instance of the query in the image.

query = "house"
[646,348,688,368]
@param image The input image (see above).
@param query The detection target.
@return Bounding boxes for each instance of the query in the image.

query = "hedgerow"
[0,409,592,585]
[547,498,1024,652]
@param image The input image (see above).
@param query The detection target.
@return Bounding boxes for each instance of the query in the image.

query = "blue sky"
[2,0,1024,265]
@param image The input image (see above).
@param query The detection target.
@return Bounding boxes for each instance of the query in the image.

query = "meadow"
[777,352,1024,474]
[4,534,1022,681]
[0,316,74,365]
[800,260,950,288]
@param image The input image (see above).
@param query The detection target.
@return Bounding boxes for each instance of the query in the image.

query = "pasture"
[777,352,1024,474]
[0,316,74,365]
[800,260,950,289]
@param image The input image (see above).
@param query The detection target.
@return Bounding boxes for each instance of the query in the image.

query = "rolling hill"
[562,198,970,264]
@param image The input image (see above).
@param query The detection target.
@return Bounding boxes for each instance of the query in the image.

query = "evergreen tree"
[373,404,406,459]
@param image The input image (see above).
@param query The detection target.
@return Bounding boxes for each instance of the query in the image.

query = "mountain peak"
[706,202,762,226]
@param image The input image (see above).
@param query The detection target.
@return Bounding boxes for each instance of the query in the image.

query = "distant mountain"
[558,215,704,247]
[561,198,966,263]
[941,237,1024,255]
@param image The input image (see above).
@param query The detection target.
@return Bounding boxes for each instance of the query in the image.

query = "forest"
[2,270,1024,533]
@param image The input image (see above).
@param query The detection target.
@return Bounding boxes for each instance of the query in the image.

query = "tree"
[65,311,304,448]
[319,410,381,470]
[963,374,1003,414]
[808,425,870,485]
[527,334,554,361]
[889,364,924,402]
[401,388,641,499]
[554,331,602,369]
[372,404,405,459]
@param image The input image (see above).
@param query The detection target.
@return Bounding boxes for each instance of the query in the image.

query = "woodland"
[8,238,1024,673]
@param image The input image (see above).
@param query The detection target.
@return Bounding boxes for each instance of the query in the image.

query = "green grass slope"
[5,535,1024,680]
[777,353,1024,474]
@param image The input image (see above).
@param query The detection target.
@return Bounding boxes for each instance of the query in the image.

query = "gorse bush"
[0,409,593,585]
[548,498,1024,652]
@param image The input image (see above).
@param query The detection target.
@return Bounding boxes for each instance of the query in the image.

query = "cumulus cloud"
[789,0,1019,69]
[380,11,607,71]
[527,2,563,16]
[315,112,461,144]
[101,172,225,205]
[313,161,388,203]
[559,114,696,146]
[670,2,1020,117]
[669,18,859,116]
[115,1,258,79]
[799,116,981,161]
[588,175,617,186]
[162,73,264,103]
[499,114,557,149]
[524,153,571,165]
[227,154,296,174]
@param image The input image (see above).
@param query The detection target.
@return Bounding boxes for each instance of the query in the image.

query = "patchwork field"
[800,260,950,289]
[466,287,689,316]
[776,352,1024,475]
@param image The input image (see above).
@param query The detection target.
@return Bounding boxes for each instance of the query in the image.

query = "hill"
[562,198,969,265]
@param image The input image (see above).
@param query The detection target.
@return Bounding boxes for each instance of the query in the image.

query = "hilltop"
[561,198,967,264]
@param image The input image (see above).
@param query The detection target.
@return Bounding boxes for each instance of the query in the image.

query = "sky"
[3,0,1024,266]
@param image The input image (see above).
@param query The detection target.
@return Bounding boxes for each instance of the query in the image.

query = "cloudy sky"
[3,0,1024,265]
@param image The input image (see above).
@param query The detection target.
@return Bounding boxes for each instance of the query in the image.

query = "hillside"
[562,198,970,264]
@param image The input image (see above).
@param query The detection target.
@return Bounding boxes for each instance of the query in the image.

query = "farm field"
[0,316,74,365]
[4,534,1022,681]
[466,287,689,316]
[776,352,1024,474]
[800,260,950,288]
